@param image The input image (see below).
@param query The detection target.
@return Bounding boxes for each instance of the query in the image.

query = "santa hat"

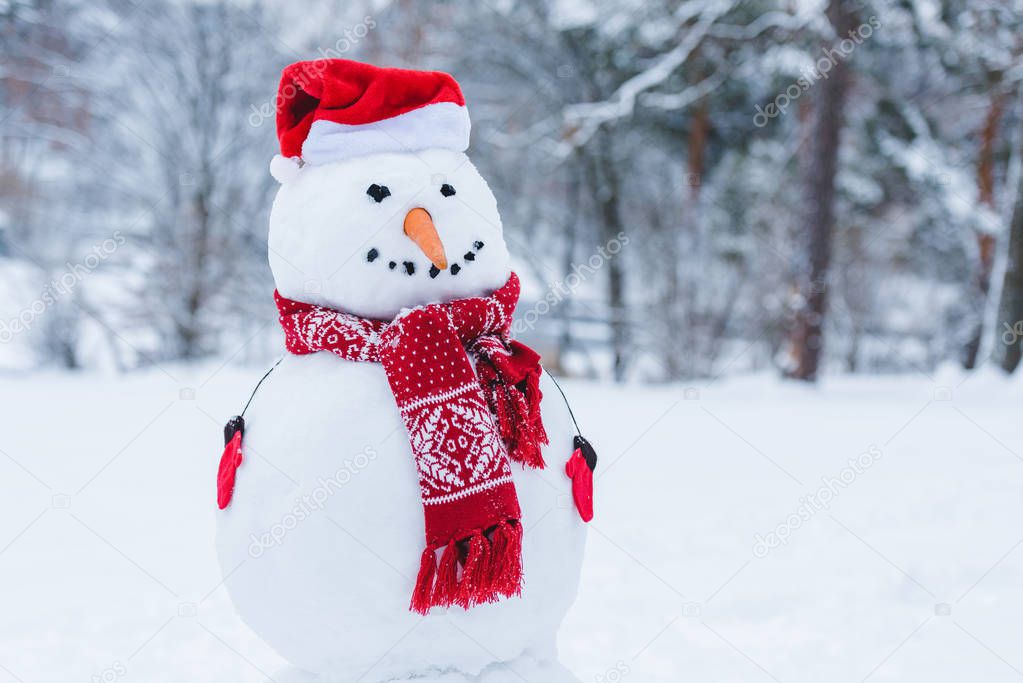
[271,59,470,179]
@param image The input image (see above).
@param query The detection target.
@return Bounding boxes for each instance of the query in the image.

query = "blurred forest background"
[3,0,1023,383]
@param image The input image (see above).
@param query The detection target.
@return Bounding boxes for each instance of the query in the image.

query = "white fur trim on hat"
[301,102,470,166]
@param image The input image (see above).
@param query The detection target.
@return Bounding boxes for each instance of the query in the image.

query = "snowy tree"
[77,0,284,361]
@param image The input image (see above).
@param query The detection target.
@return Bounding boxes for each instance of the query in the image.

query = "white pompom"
[269,154,302,184]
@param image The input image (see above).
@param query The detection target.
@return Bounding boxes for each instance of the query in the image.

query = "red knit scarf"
[274,273,547,613]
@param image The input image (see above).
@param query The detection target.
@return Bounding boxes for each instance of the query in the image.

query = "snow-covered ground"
[1,362,1022,682]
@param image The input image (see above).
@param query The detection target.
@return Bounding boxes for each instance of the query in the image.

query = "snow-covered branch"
[560,2,731,147]
[640,71,726,111]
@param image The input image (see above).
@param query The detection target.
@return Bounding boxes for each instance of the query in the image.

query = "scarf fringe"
[487,520,523,597]
[410,546,438,614]
[432,540,460,607]
[410,521,523,615]
[482,364,548,469]
[457,531,490,608]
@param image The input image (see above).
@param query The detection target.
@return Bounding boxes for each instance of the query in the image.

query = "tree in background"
[80,0,283,362]
[1,0,105,368]
[995,90,1023,373]
[786,0,857,381]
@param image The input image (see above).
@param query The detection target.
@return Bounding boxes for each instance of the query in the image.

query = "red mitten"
[565,435,596,522]
[217,416,245,510]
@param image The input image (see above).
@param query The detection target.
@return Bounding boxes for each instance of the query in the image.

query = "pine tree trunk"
[995,128,1023,372]
[555,153,584,373]
[963,90,1005,369]
[586,132,629,382]
[663,96,710,380]
[787,0,856,381]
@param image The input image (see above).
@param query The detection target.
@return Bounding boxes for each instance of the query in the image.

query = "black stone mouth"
[367,240,485,279]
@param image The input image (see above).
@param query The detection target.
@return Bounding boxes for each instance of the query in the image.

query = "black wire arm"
[543,367,582,437]
[241,356,283,417]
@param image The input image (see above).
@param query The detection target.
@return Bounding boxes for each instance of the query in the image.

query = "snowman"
[215,60,595,683]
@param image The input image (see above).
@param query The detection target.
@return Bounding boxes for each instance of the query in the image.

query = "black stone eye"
[367,184,391,203]
[440,184,456,197]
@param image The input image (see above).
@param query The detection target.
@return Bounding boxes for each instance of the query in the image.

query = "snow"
[1,364,1022,681]
[549,0,597,30]
[0,260,41,369]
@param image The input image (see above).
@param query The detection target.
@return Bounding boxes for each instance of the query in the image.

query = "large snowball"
[268,148,513,320]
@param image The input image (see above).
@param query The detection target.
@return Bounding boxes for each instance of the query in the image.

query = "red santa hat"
[273,59,470,174]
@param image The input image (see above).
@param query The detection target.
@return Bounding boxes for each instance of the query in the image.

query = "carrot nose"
[403,208,447,270]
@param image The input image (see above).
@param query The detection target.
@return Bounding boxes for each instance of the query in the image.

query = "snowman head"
[267,60,511,320]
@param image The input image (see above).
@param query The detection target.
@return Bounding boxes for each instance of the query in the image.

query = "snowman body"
[216,138,588,680]
[216,353,585,678]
